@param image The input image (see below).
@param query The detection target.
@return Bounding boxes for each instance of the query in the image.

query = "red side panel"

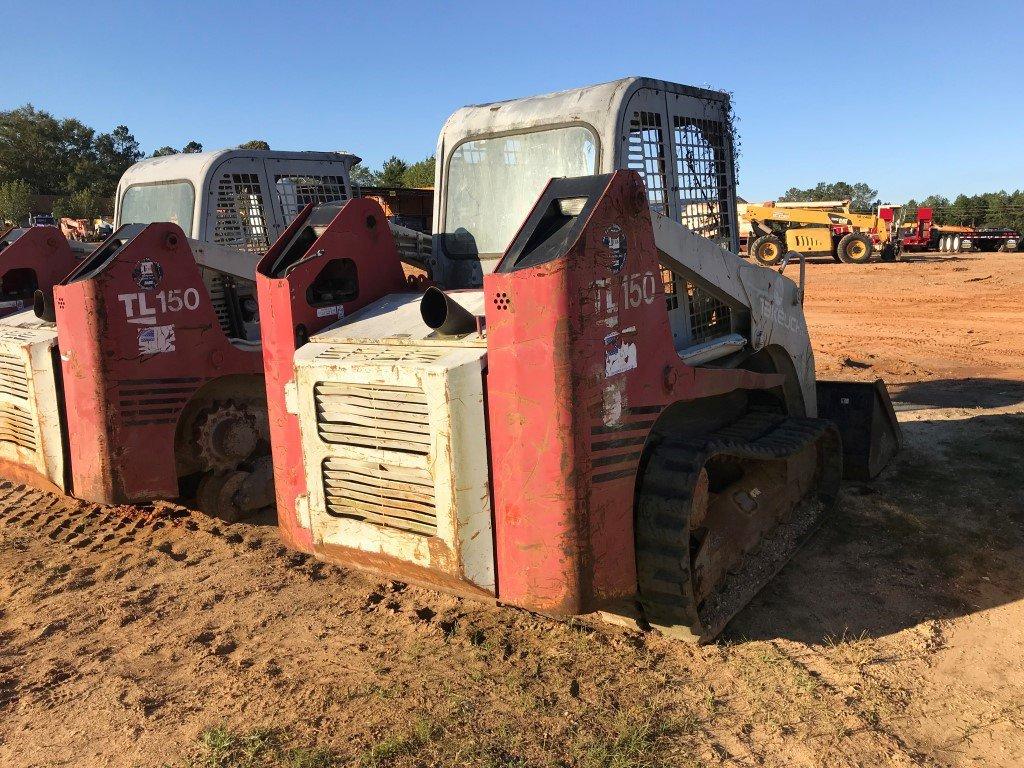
[54,223,262,503]
[256,199,409,553]
[0,227,82,316]
[485,171,783,616]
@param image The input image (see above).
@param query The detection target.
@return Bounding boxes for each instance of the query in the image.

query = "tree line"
[1,105,435,224]
[350,155,435,189]
[3,107,1014,233]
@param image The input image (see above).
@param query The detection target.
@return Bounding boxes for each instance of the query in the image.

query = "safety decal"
[316,304,345,319]
[602,224,628,273]
[604,330,638,376]
[132,258,164,290]
[138,324,176,355]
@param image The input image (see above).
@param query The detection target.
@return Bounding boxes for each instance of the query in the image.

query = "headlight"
[1007,239,1018,250]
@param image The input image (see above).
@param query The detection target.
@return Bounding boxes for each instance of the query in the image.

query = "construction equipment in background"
[0,149,428,519]
[58,218,114,242]
[742,200,898,265]
[25,214,57,228]
[881,205,1019,254]
[258,77,901,641]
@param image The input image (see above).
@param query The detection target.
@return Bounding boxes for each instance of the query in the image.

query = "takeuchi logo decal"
[132,258,164,290]
[602,224,628,273]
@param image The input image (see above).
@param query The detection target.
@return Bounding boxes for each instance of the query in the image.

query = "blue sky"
[2,1,1020,202]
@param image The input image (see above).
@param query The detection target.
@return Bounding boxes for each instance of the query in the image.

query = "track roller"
[196,456,275,523]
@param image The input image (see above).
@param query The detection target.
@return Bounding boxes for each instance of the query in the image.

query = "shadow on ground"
[893,377,1024,409]
[729,377,1024,644]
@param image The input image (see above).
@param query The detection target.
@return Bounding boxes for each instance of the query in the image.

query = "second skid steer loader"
[0,149,422,519]
[258,78,901,640]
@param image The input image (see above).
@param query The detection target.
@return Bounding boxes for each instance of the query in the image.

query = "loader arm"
[651,213,817,415]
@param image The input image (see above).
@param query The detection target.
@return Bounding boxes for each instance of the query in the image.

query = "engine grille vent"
[0,403,36,450]
[0,351,31,401]
[314,382,430,454]
[0,350,35,451]
[322,456,437,536]
[315,346,445,364]
[117,377,201,426]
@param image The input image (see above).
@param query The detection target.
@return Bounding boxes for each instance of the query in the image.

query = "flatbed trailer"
[885,206,1020,253]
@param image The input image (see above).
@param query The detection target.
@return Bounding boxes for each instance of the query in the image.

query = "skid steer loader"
[0,149,433,518]
[259,77,901,640]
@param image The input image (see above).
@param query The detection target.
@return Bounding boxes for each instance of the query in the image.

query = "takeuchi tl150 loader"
[0,149,428,519]
[257,78,902,641]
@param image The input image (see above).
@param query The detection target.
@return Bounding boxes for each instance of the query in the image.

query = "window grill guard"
[662,267,732,346]
[686,282,732,344]
[274,175,348,225]
[627,111,668,215]
[213,173,270,254]
[673,115,731,246]
[661,266,679,311]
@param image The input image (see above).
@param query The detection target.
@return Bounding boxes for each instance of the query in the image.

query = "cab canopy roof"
[115,149,362,247]
[437,76,730,158]
[118,149,361,189]
[432,76,738,287]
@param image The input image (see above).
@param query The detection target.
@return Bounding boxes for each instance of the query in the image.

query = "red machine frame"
[0,226,83,316]
[53,223,263,503]
[259,172,793,617]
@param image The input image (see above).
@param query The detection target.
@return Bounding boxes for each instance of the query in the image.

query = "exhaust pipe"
[33,288,55,322]
[420,286,478,336]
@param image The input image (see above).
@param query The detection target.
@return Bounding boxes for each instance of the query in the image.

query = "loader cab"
[433,76,739,288]
[114,149,360,254]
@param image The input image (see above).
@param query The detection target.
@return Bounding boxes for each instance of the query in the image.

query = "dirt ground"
[1,250,1022,768]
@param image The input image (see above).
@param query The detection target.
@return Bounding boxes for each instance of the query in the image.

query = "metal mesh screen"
[673,116,731,246]
[274,175,348,226]
[626,111,668,216]
[662,267,732,346]
[686,282,731,344]
[213,173,270,254]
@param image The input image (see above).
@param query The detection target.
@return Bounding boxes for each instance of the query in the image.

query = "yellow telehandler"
[742,200,898,265]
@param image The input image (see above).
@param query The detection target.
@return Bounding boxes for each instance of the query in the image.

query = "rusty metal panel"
[0,225,94,491]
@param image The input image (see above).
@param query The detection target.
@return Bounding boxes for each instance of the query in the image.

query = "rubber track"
[635,413,840,643]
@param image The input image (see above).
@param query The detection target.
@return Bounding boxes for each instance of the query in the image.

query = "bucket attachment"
[815,379,902,480]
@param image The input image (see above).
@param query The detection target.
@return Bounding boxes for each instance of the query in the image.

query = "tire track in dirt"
[0,479,931,768]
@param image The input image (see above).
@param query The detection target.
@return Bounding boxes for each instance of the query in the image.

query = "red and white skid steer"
[257,78,902,641]
[0,149,433,518]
